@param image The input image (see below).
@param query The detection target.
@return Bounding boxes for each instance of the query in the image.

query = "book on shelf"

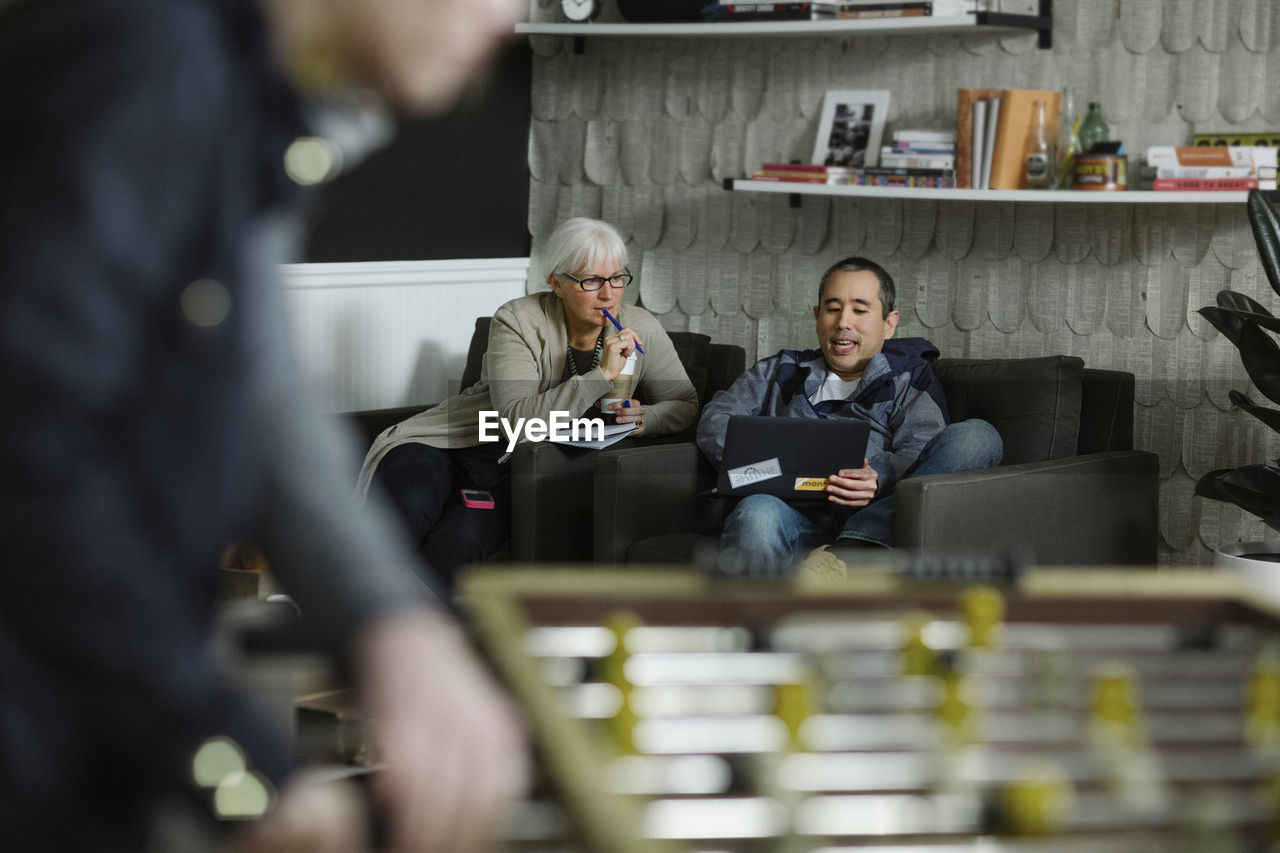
[852,173,956,187]
[745,167,955,188]
[1145,146,1263,169]
[891,128,957,144]
[1192,132,1280,149]
[955,87,1059,189]
[1150,177,1260,192]
[886,142,956,154]
[759,162,860,174]
[1142,145,1278,190]
[752,165,856,183]
[1149,166,1256,180]
[811,0,974,12]
[754,164,860,183]
[750,173,836,183]
[879,151,957,169]
[715,2,814,19]
[864,166,953,177]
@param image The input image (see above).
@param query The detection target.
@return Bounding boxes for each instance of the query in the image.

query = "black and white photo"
[812,89,891,168]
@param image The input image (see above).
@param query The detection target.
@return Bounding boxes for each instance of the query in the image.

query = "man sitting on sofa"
[696,256,1003,574]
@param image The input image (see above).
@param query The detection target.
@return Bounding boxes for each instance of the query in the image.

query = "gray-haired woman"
[358,217,699,590]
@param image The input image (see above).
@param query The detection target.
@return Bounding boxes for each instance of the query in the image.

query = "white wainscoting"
[280,258,529,413]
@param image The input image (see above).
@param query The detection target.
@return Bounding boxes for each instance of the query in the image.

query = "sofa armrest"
[510,441,600,563]
[894,451,1159,566]
[592,443,724,563]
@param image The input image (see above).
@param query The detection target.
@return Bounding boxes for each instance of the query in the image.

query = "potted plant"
[1197,189,1280,567]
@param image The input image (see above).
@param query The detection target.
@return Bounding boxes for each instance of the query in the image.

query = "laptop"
[708,415,872,502]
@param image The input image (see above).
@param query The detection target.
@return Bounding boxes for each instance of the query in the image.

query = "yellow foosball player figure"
[961,584,1005,649]
[1246,641,1280,757]
[603,611,643,755]
[1000,760,1075,837]
[1087,663,1169,818]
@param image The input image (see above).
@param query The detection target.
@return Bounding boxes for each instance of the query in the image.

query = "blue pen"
[601,307,643,354]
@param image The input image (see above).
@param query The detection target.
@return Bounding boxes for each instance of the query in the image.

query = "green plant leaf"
[1230,389,1280,434]
[1236,321,1280,406]
[1248,189,1280,299]
[1217,289,1275,316]
[1199,306,1246,347]
[1196,468,1238,501]
[1214,291,1280,333]
[1216,464,1280,516]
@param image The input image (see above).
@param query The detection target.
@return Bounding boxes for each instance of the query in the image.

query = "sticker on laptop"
[727,457,782,490]
[794,477,828,491]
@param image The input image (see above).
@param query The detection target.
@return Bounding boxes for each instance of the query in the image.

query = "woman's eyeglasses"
[558,270,633,291]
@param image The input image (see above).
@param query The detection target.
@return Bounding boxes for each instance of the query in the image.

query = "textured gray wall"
[524,0,1280,566]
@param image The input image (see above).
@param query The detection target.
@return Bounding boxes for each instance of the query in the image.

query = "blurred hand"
[355,608,530,852]
[826,461,878,507]
[230,771,366,853]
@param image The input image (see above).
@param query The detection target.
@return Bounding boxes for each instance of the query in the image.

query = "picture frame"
[811,90,891,169]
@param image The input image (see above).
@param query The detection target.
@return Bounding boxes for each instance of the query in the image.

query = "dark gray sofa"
[347,318,746,563]
[592,355,1160,567]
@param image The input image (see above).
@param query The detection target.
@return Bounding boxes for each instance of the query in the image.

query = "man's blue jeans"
[718,419,1003,575]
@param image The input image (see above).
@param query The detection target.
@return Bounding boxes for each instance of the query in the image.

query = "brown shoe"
[796,544,848,582]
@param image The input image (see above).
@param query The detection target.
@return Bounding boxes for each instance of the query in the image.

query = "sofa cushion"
[667,331,711,403]
[933,355,1083,464]
[628,532,712,564]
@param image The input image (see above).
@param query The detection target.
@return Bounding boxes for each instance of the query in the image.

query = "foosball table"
[461,564,1280,853]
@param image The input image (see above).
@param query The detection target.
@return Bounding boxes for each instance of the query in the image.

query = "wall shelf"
[517,11,1051,47]
[726,179,1280,204]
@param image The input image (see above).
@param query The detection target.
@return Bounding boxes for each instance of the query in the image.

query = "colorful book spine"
[830,5,930,17]
[1151,177,1260,191]
[759,162,846,173]
[750,173,834,183]
[864,166,953,177]
[1153,166,1256,179]
[886,143,956,154]
[850,173,956,187]
[891,129,957,144]
[1192,132,1280,148]
[879,153,956,169]
[1145,146,1256,169]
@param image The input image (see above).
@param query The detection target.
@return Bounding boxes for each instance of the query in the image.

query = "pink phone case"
[461,489,495,510]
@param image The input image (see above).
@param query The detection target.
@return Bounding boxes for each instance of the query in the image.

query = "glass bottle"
[1077,102,1110,155]
[1053,87,1079,189]
[1025,100,1050,189]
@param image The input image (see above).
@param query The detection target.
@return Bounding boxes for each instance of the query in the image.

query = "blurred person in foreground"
[358,216,699,590]
[0,0,529,851]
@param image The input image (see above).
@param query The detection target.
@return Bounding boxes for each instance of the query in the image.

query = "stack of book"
[955,87,1060,189]
[880,129,956,168]
[710,2,814,20]
[751,163,859,184]
[810,0,979,18]
[1139,146,1278,192]
[854,168,955,188]
[749,163,955,188]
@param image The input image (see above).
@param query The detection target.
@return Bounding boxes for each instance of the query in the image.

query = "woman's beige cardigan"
[356,292,699,495]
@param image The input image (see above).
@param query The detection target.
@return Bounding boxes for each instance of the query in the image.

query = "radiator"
[280,258,529,413]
